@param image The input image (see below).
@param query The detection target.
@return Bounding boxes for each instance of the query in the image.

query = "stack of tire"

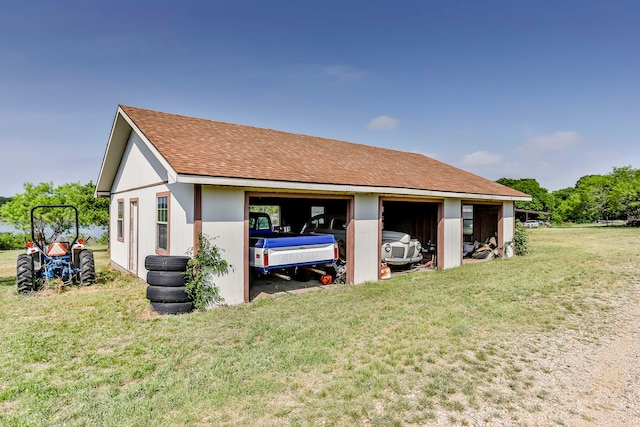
[144,255,193,315]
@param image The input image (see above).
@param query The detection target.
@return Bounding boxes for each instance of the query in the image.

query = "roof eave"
[95,106,132,197]
[175,174,532,202]
[95,106,179,197]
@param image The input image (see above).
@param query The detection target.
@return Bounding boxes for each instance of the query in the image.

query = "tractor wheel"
[16,254,35,293]
[79,249,96,285]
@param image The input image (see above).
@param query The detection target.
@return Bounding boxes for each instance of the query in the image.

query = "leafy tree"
[496,178,556,213]
[0,181,108,242]
[58,182,109,227]
[552,166,640,223]
[608,166,640,218]
[0,196,11,208]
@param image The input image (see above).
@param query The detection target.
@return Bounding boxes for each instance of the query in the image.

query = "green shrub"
[0,232,25,250]
[513,225,530,256]
[185,234,231,310]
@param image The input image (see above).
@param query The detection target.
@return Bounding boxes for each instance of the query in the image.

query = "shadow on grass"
[0,276,15,287]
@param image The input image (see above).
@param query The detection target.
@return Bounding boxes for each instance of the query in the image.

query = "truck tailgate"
[250,234,336,270]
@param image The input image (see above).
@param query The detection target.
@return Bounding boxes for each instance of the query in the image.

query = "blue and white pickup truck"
[249,212,338,281]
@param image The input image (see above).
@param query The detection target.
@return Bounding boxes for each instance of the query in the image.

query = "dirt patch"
[431,280,640,426]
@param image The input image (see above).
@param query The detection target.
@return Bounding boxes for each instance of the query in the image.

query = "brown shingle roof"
[120,105,528,198]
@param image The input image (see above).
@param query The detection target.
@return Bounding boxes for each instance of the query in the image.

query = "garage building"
[96,105,531,305]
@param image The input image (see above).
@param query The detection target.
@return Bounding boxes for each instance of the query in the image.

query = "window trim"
[116,198,124,242]
[156,191,170,255]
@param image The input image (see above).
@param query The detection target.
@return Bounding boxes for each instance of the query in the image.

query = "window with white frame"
[117,199,124,241]
[156,194,169,252]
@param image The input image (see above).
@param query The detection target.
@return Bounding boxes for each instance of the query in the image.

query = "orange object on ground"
[320,275,333,285]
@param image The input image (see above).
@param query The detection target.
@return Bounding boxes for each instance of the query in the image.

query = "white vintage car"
[300,214,423,267]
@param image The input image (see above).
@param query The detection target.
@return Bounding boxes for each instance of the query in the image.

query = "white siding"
[168,184,195,255]
[201,187,245,305]
[112,132,168,193]
[110,184,193,276]
[109,132,193,277]
[442,199,462,269]
[352,194,380,284]
[501,201,515,258]
[109,196,128,271]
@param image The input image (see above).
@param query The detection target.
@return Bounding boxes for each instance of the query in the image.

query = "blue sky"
[1,0,638,196]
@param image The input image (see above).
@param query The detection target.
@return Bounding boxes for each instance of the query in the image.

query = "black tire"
[146,285,191,303]
[145,255,190,272]
[150,301,193,315]
[16,254,35,293]
[79,249,96,285]
[294,266,313,282]
[326,264,338,282]
[146,270,187,287]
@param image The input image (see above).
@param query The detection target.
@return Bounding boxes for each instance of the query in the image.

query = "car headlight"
[416,242,422,253]
[384,243,391,253]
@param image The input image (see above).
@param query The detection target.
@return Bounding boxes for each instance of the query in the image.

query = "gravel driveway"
[432,278,640,426]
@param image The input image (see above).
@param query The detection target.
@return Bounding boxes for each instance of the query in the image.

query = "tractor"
[16,205,96,293]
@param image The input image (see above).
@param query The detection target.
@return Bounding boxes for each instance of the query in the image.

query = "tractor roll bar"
[30,205,80,252]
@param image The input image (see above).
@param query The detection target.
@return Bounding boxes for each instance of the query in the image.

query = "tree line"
[497,166,640,223]
[0,166,638,249]
[0,182,109,249]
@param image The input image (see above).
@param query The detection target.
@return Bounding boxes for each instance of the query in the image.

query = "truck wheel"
[79,249,96,285]
[146,271,187,287]
[294,267,313,282]
[146,285,191,303]
[145,255,190,272]
[150,301,193,315]
[17,254,35,293]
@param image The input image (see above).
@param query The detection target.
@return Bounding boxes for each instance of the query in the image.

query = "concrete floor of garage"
[250,276,339,301]
[249,263,438,301]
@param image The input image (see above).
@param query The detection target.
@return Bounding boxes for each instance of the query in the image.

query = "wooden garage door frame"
[379,196,444,274]
[460,200,505,258]
[244,191,355,302]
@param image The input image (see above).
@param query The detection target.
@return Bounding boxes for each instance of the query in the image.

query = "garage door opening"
[462,203,501,261]
[247,195,351,301]
[381,199,440,270]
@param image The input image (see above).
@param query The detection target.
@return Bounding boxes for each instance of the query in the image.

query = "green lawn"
[0,227,638,426]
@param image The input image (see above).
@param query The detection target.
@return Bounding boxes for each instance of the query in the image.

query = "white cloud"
[323,65,367,81]
[461,151,503,167]
[517,131,582,153]
[367,115,399,131]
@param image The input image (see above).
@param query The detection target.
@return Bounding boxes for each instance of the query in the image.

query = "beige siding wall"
[501,201,515,258]
[352,194,380,284]
[442,199,462,269]
[112,132,168,193]
[109,132,193,278]
[200,187,246,305]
